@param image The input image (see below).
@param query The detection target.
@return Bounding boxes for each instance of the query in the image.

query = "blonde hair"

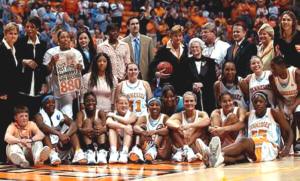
[258,23,274,39]
[4,22,19,35]
[170,25,184,36]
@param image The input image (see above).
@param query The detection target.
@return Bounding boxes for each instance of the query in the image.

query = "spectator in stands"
[76,29,97,75]
[123,17,155,81]
[35,95,87,165]
[16,16,48,119]
[110,0,124,28]
[0,22,22,162]
[274,10,300,68]
[62,0,79,19]
[97,23,130,82]
[225,21,257,78]
[257,23,275,70]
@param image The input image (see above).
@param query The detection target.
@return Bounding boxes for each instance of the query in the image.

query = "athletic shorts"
[249,136,278,162]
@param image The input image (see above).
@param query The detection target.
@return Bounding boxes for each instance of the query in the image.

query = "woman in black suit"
[15,16,48,118]
[181,38,217,114]
[0,22,22,162]
[76,30,97,75]
[148,25,188,95]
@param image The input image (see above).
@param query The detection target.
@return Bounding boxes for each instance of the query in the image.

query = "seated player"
[166,91,210,162]
[5,106,50,168]
[76,92,108,164]
[210,92,246,147]
[129,97,171,162]
[202,92,293,167]
[34,95,87,165]
[106,95,137,163]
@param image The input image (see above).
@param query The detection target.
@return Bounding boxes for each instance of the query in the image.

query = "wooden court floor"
[0,157,299,180]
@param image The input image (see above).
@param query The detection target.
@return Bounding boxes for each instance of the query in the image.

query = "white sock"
[183,145,189,150]
[122,146,129,153]
[111,146,117,152]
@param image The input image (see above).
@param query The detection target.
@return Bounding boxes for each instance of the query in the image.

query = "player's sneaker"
[118,150,128,163]
[49,150,61,166]
[10,152,30,168]
[184,146,197,162]
[34,146,51,165]
[172,148,184,162]
[86,149,96,165]
[129,145,144,162]
[144,145,158,162]
[209,136,224,167]
[97,149,108,164]
[109,151,119,163]
[72,149,87,164]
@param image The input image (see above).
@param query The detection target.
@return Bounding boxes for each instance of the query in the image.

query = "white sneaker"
[144,145,157,162]
[209,136,224,167]
[109,151,119,163]
[10,152,30,168]
[172,148,184,162]
[34,146,51,165]
[118,151,128,163]
[195,138,210,166]
[129,146,144,162]
[49,150,61,166]
[184,146,197,162]
[97,149,108,164]
[86,149,96,165]
[72,149,87,164]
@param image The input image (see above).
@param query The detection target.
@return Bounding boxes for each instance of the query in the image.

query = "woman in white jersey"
[43,30,84,118]
[129,97,171,163]
[269,55,300,151]
[201,92,293,168]
[115,63,152,117]
[106,95,137,164]
[214,61,248,109]
[76,92,108,164]
[240,56,275,110]
[210,92,246,147]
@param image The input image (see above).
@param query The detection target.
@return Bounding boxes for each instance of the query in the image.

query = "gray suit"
[122,34,154,80]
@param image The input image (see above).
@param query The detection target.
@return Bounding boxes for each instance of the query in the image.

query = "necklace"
[149,115,160,127]
[126,80,139,89]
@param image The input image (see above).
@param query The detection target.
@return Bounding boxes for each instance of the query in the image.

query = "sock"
[122,146,129,153]
[98,143,107,150]
[86,144,94,151]
[110,146,117,152]
[183,145,189,150]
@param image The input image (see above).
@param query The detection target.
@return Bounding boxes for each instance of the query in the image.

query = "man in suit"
[122,17,154,81]
[225,22,257,78]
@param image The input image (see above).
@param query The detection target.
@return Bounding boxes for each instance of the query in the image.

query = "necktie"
[134,38,140,65]
[233,43,239,59]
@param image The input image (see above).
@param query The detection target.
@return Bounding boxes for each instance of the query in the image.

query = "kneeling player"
[106,95,137,163]
[166,91,210,162]
[129,97,171,162]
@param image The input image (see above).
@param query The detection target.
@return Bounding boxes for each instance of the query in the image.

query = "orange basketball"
[156,61,173,74]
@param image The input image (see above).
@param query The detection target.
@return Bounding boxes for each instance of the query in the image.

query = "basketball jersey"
[220,107,238,124]
[248,108,280,161]
[219,81,248,109]
[146,114,165,142]
[121,80,147,117]
[82,109,101,121]
[181,110,199,135]
[274,66,298,105]
[39,108,69,144]
[249,71,274,110]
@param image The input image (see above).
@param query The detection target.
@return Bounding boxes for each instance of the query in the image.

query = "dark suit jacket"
[76,46,96,75]
[181,56,217,114]
[225,39,257,78]
[15,36,48,95]
[148,45,188,95]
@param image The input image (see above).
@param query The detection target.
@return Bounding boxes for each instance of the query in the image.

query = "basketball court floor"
[0,157,299,180]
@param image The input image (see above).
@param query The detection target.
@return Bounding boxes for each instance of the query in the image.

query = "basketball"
[156,61,173,74]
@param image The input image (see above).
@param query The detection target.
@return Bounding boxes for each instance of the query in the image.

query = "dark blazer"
[76,46,96,75]
[225,39,257,78]
[15,36,48,95]
[148,45,188,95]
[181,56,217,114]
